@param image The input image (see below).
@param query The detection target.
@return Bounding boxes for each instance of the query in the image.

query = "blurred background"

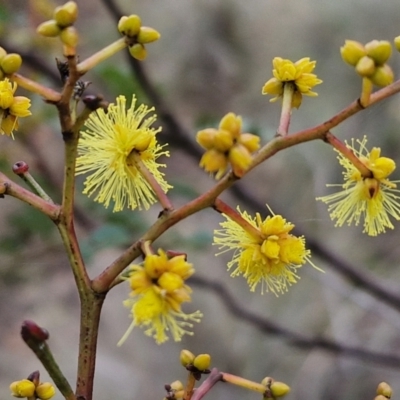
[1,1,400,400]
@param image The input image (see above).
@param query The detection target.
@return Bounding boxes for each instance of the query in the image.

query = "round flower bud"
[10,379,36,398]
[355,56,375,77]
[376,382,392,398]
[0,46,7,61]
[219,112,242,139]
[229,144,252,171]
[370,64,394,87]
[37,20,62,37]
[365,40,392,65]
[1,53,22,74]
[53,1,78,27]
[261,377,275,387]
[170,380,184,391]
[197,128,217,149]
[394,36,400,52]
[128,269,150,291]
[134,134,153,152]
[193,353,211,371]
[59,26,79,47]
[214,129,234,152]
[118,15,142,37]
[340,40,366,66]
[36,382,56,400]
[129,43,147,61]
[180,349,195,367]
[270,382,291,398]
[239,133,260,153]
[137,27,161,44]
[158,272,184,292]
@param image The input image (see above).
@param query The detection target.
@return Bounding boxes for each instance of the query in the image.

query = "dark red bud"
[27,370,40,386]
[166,250,187,260]
[12,161,29,175]
[21,320,49,342]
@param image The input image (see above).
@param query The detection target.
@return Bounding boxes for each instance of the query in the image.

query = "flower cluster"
[0,78,31,138]
[214,207,315,296]
[119,249,202,344]
[317,137,400,236]
[340,40,394,87]
[37,1,79,47]
[118,14,161,60]
[262,57,322,108]
[10,377,55,400]
[76,95,171,212]
[196,112,260,179]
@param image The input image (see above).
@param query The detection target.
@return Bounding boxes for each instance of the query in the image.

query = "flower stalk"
[277,82,294,136]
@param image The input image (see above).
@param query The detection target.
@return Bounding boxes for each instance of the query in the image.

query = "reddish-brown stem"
[191,369,223,400]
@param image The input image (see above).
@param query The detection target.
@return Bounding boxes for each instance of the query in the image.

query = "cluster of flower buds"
[164,380,184,400]
[37,1,79,47]
[180,349,211,379]
[341,40,394,86]
[374,382,393,400]
[261,377,291,400]
[196,112,260,179]
[0,47,22,78]
[118,15,161,60]
[10,371,55,400]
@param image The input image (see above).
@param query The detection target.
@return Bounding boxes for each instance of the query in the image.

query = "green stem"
[277,82,294,136]
[221,372,265,393]
[360,77,373,107]
[183,372,197,400]
[11,73,61,102]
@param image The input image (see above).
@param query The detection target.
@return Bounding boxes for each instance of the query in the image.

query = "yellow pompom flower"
[317,137,400,236]
[262,57,322,108]
[76,95,171,212]
[0,78,31,138]
[196,112,260,179]
[119,249,202,345]
[214,207,316,296]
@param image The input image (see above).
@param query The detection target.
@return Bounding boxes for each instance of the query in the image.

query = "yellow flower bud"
[239,133,260,153]
[394,36,400,52]
[10,379,36,398]
[0,85,14,109]
[144,254,166,279]
[170,380,184,391]
[180,349,195,367]
[137,27,161,44]
[214,129,234,152]
[1,53,22,74]
[261,377,275,387]
[196,128,217,149]
[365,40,392,65]
[118,15,142,37]
[376,382,393,398]
[59,26,79,47]
[270,382,291,398]
[129,269,150,291]
[53,1,78,27]
[371,157,395,180]
[340,40,366,66]
[158,272,184,292]
[193,353,211,371]
[37,20,62,37]
[199,149,228,177]
[0,46,7,61]
[355,56,375,77]
[10,96,32,117]
[129,43,147,61]
[229,144,252,172]
[219,112,242,139]
[370,64,394,87]
[36,382,56,400]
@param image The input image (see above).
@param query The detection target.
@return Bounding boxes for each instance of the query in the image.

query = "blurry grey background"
[1,1,400,400]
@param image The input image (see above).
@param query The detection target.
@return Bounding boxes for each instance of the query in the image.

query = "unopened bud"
[10,380,36,398]
[365,40,392,65]
[37,20,62,37]
[53,1,78,27]
[229,144,252,171]
[0,46,7,61]
[340,40,366,66]
[1,53,22,74]
[137,27,161,44]
[118,15,142,37]
[180,349,195,367]
[270,382,291,398]
[36,382,56,400]
[196,128,217,149]
[59,26,79,47]
[214,129,234,152]
[193,353,211,371]
[261,377,275,387]
[239,133,260,153]
[376,382,392,398]
[355,56,375,77]
[370,64,394,87]
[170,380,184,391]
[158,272,184,292]
[129,43,147,61]
[219,112,242,139]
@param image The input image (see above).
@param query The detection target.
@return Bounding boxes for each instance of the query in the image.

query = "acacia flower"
[196,112,260,179]
[214,207,316,296]
[119,249,202,345]
[76,95,171,212]
[0,78,31,138]
[262,57,322,108]
[317,137,400,236]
